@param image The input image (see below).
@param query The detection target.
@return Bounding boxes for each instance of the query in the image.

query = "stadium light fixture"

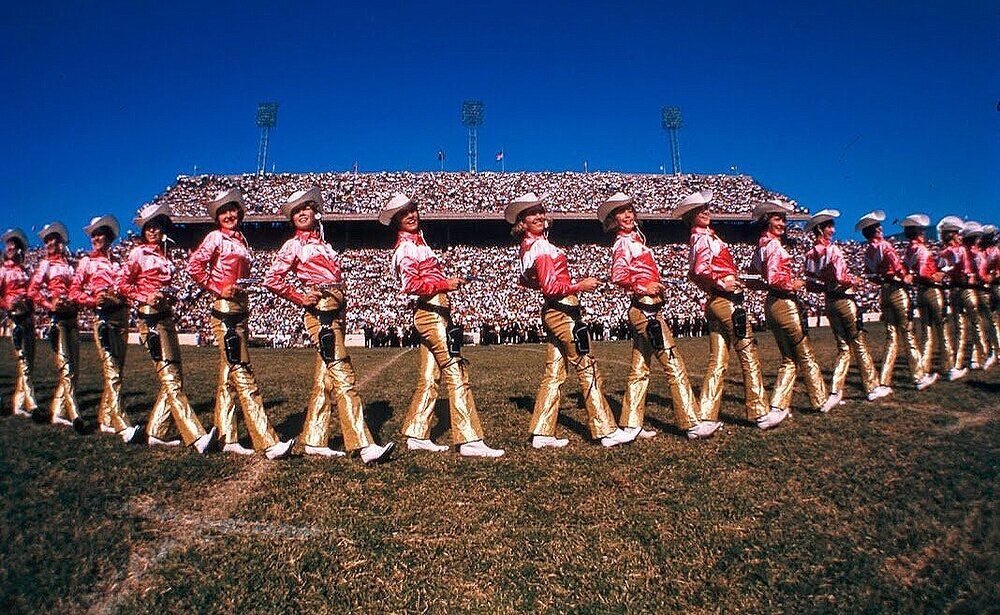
[256,102,279,176]
[661,106,682,175]
[462,100,485,173]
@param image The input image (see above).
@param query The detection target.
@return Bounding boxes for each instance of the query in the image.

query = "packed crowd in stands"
[147,172,805,217]
[18,228,882,348]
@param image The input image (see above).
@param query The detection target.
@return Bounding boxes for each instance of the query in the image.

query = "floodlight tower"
[256,102,279,175]
[462,100,485,173]
[661,106,682,175]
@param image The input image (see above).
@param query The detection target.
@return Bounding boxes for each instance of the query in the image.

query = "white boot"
[406,437,450,452]
[916,372,939,391]
[984,354,996,371]
[264,438,295,460]
[866,385,893,401]
[193,427,217,455]
[148,435,182,447]
[947,367,968,381]
[600,428,635,448]
[756,407,789,430]
[531,435,570,449]
[304,445,346,458]
[100,423,117,434]
[360,442,396,464]
[52,415,73,427]
[459,440,505,458]
[223,442,255,456]
[687,420,722,440]
[119,425,141,443]
[819,391,843,413]
[13,408,32,418]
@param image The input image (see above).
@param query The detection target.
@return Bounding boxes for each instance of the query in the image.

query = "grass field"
[0,327,996,614]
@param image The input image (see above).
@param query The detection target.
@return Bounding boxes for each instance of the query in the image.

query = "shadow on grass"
[966,380,1000,394]
[509,395,592,440]
[364,400,395,442]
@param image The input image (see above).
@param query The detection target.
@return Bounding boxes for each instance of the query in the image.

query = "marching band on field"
[1,187,998,462]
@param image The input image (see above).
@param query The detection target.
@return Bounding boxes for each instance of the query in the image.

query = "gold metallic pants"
[402,305,485,445]
[878,286,925,385]
[764,296,827,410]
[300,312,373,451]
[210,310,279,450]
[950,289,987,369]
[94,308,132,432]
[700,294,768,421]
[975,289,1000,358]
[917,287,956,374]
[138,314,207,445]
[49,316,80,422]
[622,306,699,430]
[530,307,616,439]
[7,315,38,413]
[826,296,879,394]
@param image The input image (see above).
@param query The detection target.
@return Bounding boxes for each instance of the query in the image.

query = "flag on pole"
[495,150,504,161]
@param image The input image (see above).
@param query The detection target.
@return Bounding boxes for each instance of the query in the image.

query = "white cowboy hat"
[83,214,120,239]
[282,187,324,219]
[982,224,997,236]
[136,203,172,230]
[803,209,841,234]
[38,221,69,244]
[378,192,414,226]
[596,192,635,231]
[751,198,794,222]
[672,189,714,219]
[2,227,29,249]
[504,192,547,224]
[206,188,246,220]
[900,213,931,228]
[936,215,964,234]
[961,221,983,238]
[854,210,886,232]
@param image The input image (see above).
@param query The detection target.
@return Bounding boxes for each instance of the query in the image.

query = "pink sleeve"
[829,246,852,286]
[264,241,306,305]
[764,242,794,291]
[610,241,634,291]
[186,233,218,289]
[689,235,719,290]
[397,246,450,296]
[535,253,578,298]
[27,262,51,311]
[69,259,96,308]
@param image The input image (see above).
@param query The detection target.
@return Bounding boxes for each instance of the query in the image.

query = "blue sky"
[1,0,996,245]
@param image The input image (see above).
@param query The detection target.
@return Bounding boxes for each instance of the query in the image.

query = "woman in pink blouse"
[187,189,293,460]
[379,193,504,458]
[1,227,38,417]
[597,192,715,440]
[506,192,632,449]
[265,187,393,463]
[28,221,85,431]
[119,204,216,453]
[803,210,888,402]
[70,214,141,443]
[751,200,835,415]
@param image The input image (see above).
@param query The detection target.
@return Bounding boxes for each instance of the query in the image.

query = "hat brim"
[596,199,633,226]
[83,215,120,239]
[504,201,544,225]
[672,201,710,220]
[378,203,417,226]
[804,215,837,234]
